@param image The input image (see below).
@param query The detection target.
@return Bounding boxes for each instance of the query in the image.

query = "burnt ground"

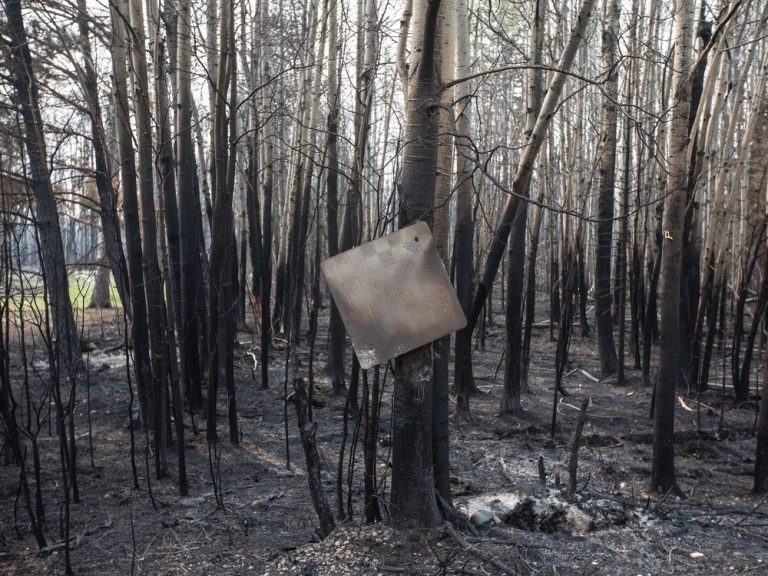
[1,305,767,576]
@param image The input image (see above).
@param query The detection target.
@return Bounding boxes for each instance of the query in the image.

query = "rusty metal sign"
[321,221,467,369]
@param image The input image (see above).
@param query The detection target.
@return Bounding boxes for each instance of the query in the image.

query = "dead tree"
[109,0,154,426]
[464,0,597,335]
[594,0,620,377]
[177,0,205,411]
[5,0,82,380]
[391,0,443,529]
[500,0,547,413]
[207,0,239,445]
[452,0,475,418]
[291,378,336,538]
[651,0,693,496]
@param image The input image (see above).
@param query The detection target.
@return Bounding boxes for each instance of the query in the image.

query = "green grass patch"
[68,273,122,310]
[4,269,121,312]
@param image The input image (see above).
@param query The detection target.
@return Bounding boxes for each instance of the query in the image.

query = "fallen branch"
[677,395,717,413]
[578,369,600,383]
[445,523,518,575]
[732,495,768,527]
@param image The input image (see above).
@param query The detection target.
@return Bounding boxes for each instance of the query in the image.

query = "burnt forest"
[1,0,768,574]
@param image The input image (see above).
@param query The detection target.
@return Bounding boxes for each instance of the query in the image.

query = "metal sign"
[321,221,467,369]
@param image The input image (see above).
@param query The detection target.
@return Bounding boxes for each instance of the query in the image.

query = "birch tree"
[651,0,694,495]
[595,0,619,377]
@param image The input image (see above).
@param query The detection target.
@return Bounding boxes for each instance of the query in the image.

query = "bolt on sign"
[321,221,467,369]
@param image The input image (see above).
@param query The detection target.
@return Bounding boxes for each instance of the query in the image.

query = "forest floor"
[1,304,767,576]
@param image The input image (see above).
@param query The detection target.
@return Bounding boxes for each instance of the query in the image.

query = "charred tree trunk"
[651,0,692,496]
[595,0,619,378]
[501,0,546,412]
[207,0,237,444]
[259,56,274,390]
[391,0,442,529]
[6,0,82,381]
[325,0,346,396]
[177,0,205,412]
[521,184,545,389]
[154,31,183,354]
[452,0,475,417]
[432,0,454,506]
[291,378,336,537]
[109,0,154,425]
[128,0,174,472]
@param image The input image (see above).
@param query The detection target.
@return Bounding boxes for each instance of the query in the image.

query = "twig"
[578,369,600,383]
[379,565,416,574]
[732,495,768,527]
[649,486,675,515]
[445,523,518,575]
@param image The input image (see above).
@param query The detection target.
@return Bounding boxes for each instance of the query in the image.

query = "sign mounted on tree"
[321,222,467,369]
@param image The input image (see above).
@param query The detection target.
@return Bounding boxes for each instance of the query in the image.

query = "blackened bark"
[290,163,314,343]
[521,190,544,389]
[568,398,589,497]
[643,200,664,387]
[207,0,237,444]
[260,88,274,389]
[177,0,204,412]
[501,204,525,413]
[128,0,174,466]
[740,273,768,401]
[432,333,451,503]
[0,334,46,548]
[755,273,768,491]
[364,368,382,522]
[246,109,262,323]
[452,0,475,415]
[686,16,714,394]
[291,378,336,537]
[502,0,545,410]
[549,210,560,341]
[6,0,82,378]
[155,27,188,489]
[630,218,642,369]
[325,0,345,395]
[651,0,692,496]
[595,0,619,377]
[617,58,634,385]
[326,107,346,395]
[391,0,442,529]
[281,162,305,340]
[109,0,154,425]
[155,34,184,349]
[225,50,240,445]
[552,236,580,436]
[577,237,590,337]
